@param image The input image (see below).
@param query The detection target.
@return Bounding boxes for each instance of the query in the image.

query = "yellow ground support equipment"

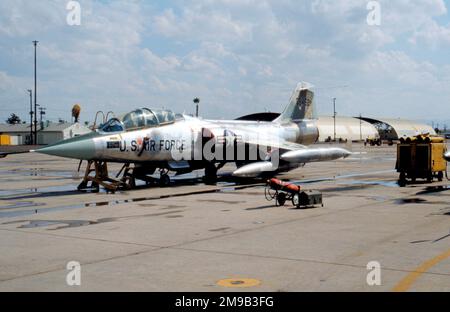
[396,135,447,184]
[0,135,11,146]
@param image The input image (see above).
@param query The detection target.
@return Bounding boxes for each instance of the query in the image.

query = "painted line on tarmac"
[392,248,450,292]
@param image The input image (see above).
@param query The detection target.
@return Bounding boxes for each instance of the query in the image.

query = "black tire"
[398,172,406,186]
[204,164,217,185]
[159,174,170,187]
[276,192,286,206]
[77,180,88,191]
[292,193,300,208]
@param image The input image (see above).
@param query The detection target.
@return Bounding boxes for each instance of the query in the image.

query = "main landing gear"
[203,162,224,184]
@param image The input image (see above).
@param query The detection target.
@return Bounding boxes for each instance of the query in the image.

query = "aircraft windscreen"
[99,118,124,133]
[122,109,146,130]
[109,108,179,132]
[153,109,175,124]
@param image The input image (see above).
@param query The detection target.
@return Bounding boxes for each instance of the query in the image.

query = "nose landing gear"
[159,169,171,187]
[77,161,163,192]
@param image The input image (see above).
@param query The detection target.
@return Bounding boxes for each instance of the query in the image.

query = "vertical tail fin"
[275,82,315,123]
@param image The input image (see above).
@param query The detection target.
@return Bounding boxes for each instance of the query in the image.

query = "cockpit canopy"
[99,108,181,133]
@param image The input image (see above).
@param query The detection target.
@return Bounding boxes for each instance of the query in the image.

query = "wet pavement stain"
[222,191,264,196]
[138,203,157,207]
[246,205,279,211]
[395,198,428,204]
[209,227,231,232]
[3,219,98,230]
[0,168,80,180]
[2,210,186,230]
[197,199,245,204]
[416,186,450,195]
[0,201,45,210]
[342,180,400,188]
[0,183,261,219]
[321,184,372,193]
[159,205,186,210]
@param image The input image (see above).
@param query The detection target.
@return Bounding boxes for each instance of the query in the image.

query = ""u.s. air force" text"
[107,140,186,152]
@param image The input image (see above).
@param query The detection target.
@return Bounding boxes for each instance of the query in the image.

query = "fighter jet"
[1,83,351,189]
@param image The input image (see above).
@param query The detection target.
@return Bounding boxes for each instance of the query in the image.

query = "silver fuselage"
[87,116,318,163]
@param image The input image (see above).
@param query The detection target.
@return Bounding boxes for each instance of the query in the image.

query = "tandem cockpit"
[99,108,183,133]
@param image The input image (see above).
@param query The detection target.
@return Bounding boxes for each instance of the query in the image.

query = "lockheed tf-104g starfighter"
[1,83,352,191]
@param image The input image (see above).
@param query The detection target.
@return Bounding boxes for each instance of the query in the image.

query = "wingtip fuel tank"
[232,161,275,178]
[280,147,351,163]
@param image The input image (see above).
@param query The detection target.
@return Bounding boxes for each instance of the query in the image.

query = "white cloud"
[0,0,449,123]
[152,8,253,42]
[410,20,450,48]
[0,71,14,91]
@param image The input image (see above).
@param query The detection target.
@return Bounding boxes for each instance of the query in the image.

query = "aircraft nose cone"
[36,136,96,160]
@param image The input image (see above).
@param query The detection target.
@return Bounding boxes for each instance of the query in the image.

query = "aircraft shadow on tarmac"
[0,173,264,201]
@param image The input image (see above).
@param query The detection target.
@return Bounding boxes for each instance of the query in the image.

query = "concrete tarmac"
[0,143,449,291]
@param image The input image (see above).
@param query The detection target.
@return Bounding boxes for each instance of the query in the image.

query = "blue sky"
[0,0,449,128]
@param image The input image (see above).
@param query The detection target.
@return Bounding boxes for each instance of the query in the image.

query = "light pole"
[333,98,337,142]
[359,113,362,141]
[33,40,38,145]
[193,98,200,117]
[27,89,33,144]
[38,106,46,125]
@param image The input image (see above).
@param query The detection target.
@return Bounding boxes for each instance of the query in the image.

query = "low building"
[358,117,436,141]
[0,124,31,145]
[0,122,92,145]
[316,116,379,142]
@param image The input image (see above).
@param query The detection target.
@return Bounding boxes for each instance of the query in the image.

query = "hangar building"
[235,112,435,143]
[0,122,91,145]
[357,117,436,141]
[316,116,379,142]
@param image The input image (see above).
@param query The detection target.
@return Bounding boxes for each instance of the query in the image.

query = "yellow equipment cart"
[396,135,447,185]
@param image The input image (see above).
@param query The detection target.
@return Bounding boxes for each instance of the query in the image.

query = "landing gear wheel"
[276,192,286,206]
[159,174,170,187]
[204,163,218,185]
[292,193,300,208]
[398,172,406,187]
[77,180,88,191]
[91,181,100,192]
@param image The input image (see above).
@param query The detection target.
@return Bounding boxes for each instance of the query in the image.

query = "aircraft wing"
[238,137,307,153]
